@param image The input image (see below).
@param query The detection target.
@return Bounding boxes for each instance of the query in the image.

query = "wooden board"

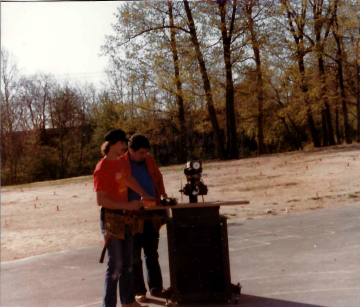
[144,200,249,210]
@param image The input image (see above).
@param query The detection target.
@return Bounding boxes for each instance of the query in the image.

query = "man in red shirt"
[94,129,149,307]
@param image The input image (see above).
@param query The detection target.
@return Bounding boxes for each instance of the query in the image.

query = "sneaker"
[135,294,147,302]
[150,289,165,298]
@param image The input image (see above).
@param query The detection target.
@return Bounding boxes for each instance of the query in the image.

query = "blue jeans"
[133,221,163,295]
[100,221,135,307]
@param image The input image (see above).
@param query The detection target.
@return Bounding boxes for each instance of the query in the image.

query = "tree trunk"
[311,0,336,146]
[282,0,321,148]
[334,31,351,144]
[287,113,303,150]
[246,3,265,155]
[335,106,341,144]
[218,0,238,159]
[298,58,321,147]
[168,1,187,163]
[41,93,48,145]
[280,117,300,150]
[318,56,336,146]
[321,108,329,147]
[183,0,226,159]
[357,61,360,143]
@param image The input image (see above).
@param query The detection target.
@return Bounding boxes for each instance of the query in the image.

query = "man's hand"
[128,200,143,211]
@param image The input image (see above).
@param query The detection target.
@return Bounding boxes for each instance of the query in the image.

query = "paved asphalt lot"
[1,203,360,307]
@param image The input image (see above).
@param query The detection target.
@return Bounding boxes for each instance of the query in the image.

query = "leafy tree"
[183,0,226,159]
[102,1,192,163]
[306,0,338,146]
[332,5,352,144]
[199,0,242,158]
[241,0,273,154]
[279,0,322,147]
[102,1,228,159]
[167,0,187,162]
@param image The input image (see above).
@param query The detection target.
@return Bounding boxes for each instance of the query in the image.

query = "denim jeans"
[100,220,135,307]
[133,221,163,295]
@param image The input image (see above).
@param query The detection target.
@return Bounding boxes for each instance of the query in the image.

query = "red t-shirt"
[93,158,128,202]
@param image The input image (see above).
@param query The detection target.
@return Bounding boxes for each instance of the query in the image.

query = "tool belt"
[99,207,167,263]
[101,207,167,230]
[99,208,144,263]
[101,208,144,239]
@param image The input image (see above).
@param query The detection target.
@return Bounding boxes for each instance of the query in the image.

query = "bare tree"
[1,48,24,184]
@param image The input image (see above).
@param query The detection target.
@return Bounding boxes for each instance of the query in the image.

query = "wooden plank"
[144,200,249,210]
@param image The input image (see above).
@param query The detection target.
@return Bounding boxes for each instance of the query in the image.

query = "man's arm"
[126,176,155,201]
[155,166,167,198]
[96,190,143,211]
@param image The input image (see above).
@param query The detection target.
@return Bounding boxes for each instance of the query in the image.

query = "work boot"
[135,293,147,302]
[150,289,165,298]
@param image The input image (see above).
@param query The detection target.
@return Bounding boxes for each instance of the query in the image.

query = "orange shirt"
[93,157,145,236]
[93,158,128,201]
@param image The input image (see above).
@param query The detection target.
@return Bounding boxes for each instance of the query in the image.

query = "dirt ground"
[1,144,360,262]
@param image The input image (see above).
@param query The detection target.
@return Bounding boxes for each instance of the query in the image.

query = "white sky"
[1,1,124,88]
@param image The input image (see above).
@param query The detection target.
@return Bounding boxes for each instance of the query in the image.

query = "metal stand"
[164,193,241,305]
[149,160,246,305]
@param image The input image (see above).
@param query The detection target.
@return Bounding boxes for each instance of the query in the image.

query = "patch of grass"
[246,217,253,220]
[159,165,184,173]
[348,194,359,199]
[286,199,300,203]
[309,206,324,210]
[224,213,237,217]
[337,194,343,198]
[285,182,298,187]
[325,195,334,199]
[309,197,322,201]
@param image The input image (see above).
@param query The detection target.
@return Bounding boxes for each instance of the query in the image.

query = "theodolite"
[179,160,208,203]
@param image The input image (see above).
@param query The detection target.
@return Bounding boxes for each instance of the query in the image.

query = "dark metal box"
[166,207,232,304]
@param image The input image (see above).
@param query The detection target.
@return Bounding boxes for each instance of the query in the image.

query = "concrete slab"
[1,203,360,307]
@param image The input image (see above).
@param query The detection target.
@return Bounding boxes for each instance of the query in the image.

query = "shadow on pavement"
[236,294,326,307]
[161,295,326,307]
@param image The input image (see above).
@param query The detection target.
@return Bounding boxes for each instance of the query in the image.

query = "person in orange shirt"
[94,129,149,307]
[118,134,167,303]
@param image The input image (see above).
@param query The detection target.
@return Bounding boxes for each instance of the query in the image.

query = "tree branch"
[120,25,191,47]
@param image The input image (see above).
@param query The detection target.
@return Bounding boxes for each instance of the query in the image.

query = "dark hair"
[101,129,128,156]
[104,129,128,143]
[129,134,150,152]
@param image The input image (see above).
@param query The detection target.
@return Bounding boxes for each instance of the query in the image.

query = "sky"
[1,1,124,88]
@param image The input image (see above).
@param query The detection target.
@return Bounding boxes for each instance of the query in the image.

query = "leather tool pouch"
[104,212,126,240]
